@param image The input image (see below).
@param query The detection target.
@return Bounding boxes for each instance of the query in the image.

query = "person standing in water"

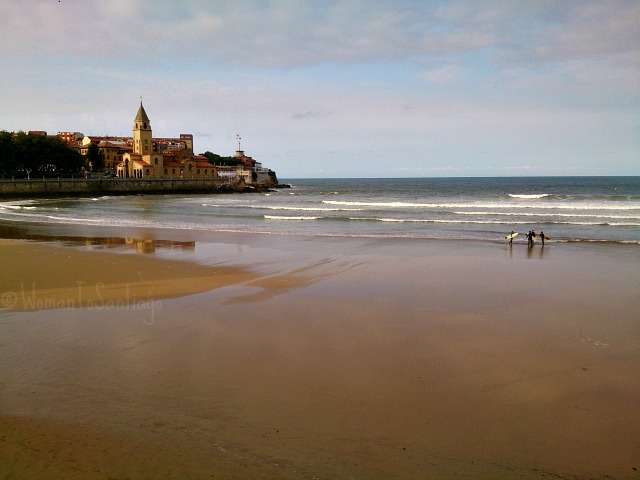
[540,231,546,247]
[508,230,515,246]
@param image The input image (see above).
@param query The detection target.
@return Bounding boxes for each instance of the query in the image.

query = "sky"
[1,0,638,178]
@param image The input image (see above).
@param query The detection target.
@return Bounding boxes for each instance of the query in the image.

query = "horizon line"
[280,175,640,180]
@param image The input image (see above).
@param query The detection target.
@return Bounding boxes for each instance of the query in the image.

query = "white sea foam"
[202,203,363,212]
[324,200,640,211]
[508,194,551,199]
[2,206,638,228]
[347,217,640,226]
[0,210,151,226]
[1,208,638,245]
[0,204,36,210]
[563,239,640,245]
[454,211,640,220]
[44,215,103,222]
[349,217,530,225]
[0,200,37,207]
[264,215,319,220]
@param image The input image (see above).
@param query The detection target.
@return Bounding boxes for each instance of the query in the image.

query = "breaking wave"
[323,200,640,211]
[508,194,551,199]
[347,217,640,226]
[202,203,363,212]
[0,200,38,211]
[453,211,640,219]
[264,215,320,220]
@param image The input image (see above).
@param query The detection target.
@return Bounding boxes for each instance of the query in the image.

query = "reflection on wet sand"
[122,236,195,254]
[0,240,251,311]
[0,225,195,254]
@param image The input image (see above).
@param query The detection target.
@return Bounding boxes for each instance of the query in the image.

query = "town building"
[77,136,130,170]
[49,102,274,183]
[115,103,218,179]
[57,131,84,144]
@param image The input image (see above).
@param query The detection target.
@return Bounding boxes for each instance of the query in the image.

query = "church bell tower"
[133,102,152,156]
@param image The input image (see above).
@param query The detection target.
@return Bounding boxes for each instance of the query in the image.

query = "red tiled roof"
[163,159,182,168]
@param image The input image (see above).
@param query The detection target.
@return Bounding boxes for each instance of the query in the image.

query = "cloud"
[291,111,331,120]
[2,0,638,72]
[0,0,638,176]
[530,1,640,61]
[420,65,462,84]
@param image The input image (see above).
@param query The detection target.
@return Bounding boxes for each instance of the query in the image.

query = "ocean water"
[1,177,639,245]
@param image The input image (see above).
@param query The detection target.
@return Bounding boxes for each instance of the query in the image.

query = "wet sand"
[0,239,257,311]
[1,227,639,479]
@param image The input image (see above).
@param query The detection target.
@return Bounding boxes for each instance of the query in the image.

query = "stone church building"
[116,103,214,179]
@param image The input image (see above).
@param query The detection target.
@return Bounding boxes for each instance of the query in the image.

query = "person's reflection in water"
[538,244,545,259]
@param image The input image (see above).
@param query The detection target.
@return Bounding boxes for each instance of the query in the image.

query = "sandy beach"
[1,224,639,479]
[3,0,639,475]
[0,238,257,311]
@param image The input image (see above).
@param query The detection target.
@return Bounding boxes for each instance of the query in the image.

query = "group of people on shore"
[508,230,546,248]
[527,230,546,248]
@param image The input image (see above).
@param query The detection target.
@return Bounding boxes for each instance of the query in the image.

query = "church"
[115,103,215,179]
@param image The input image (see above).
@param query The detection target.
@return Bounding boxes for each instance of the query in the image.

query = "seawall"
[0,177,275,199]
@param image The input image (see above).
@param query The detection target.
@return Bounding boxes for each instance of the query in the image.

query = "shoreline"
[0,215,638,250]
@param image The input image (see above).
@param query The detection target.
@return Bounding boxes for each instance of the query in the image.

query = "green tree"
[0,131,17,177]
[202,151,241,166]
[0,131,84,178]
[87,142,104,171]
